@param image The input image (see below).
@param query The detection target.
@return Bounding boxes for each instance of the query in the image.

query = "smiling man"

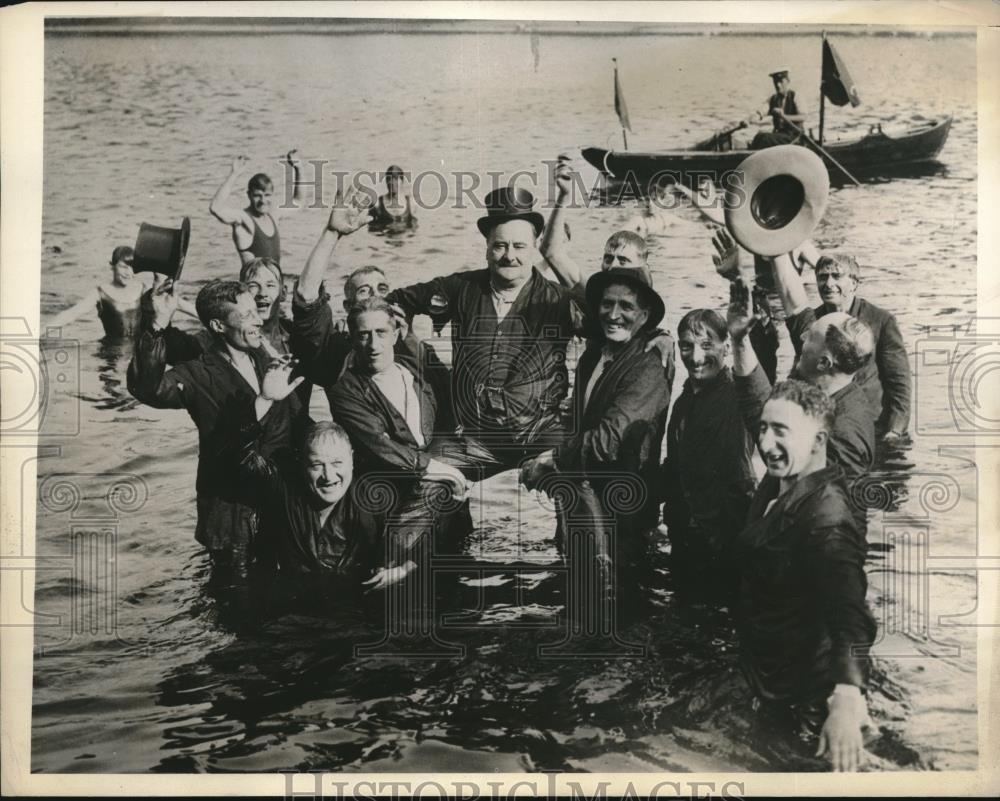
[734,379,876,772]
[127,279,303,580]
[661,309,756,594]
[210,152,302,267]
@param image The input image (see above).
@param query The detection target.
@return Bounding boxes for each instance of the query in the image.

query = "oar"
[782,118,861,187]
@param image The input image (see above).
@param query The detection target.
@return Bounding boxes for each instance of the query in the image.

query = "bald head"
[798,311,874,381]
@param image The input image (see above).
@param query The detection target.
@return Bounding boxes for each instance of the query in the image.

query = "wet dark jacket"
[734,464,876,702]
[662,368,756,554]
[235,415,384,576]
[786,296,911,434]
[388,267,584,443]
[127,327,302,553]
[290,287,454,432]
[555,337,670,533]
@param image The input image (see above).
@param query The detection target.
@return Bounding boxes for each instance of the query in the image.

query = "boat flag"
[821,37,860,107]
[613,58,632,132]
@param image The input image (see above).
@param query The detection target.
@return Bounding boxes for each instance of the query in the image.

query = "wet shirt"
[734,464,876,702]
[786,296,912,434]
[388,267,585,443]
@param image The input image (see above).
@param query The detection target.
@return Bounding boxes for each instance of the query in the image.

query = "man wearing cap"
[520,265,671,586]
[769,250,911,441]
[386,185,586,474]
[750,70,807,149]
[210,151,302,267]
[127,277,303,581]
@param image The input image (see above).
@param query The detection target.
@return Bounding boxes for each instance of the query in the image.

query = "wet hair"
[110,246,134,266]
[344,265,388,300]
[195,279,251,328]
[385,164,404,178]
[824,315,874,375]
[346,296,394,333]
[296,420,352,458]
[247,173,274,193]
[815,252,861,281]
[239,257,283,287]
[604,230,648,262]
[677,308,728,342]
[768,379,836,434]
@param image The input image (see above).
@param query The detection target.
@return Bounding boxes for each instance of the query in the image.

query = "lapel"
[204,340,268,396]
[737,465,843,552]
[583,337,645,418]
[354,362,431,447]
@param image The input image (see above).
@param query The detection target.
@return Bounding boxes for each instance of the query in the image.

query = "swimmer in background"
[368,164,418,231]
[47,245,197,339]
[209,151,302,267]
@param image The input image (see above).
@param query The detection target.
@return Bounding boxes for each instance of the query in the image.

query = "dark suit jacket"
[787,296,912,434]
[127,328,301,552]
[555,337,670,530]
[734,464,876,702]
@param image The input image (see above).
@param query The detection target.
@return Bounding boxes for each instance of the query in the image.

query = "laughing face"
[244,263,282,318]
[210,291,263,351]
[816,265,858,312]
[678,324,728,387]
[757,398,826,480]
[303,436,353,506]
[598,283,649,345]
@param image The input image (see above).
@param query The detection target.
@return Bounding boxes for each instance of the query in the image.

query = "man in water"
[235,358,412,589]
[661,309,756,594]
[749,69,807,149]
[210,151,302,267]
[386,185,586,475]
[127,278,303,580]
[769,249,912,441]
[734,379,876,772]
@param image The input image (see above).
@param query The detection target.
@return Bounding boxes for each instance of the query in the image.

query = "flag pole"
[819,32,827,146]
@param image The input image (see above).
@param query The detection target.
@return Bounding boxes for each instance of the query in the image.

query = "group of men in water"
[71,140,915,771]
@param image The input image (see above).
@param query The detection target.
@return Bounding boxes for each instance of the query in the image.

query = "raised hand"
[260,356,304,402]
[726,278,759,341]
[150,278,179,329]
[712,228,741,281]
[554,157,574,201]
[327,186,373,236]
[285,148,300,169]
[230,155,249,175]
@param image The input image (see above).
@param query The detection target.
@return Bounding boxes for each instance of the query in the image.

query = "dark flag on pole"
[613,58,632,132]
[822,37,861,107]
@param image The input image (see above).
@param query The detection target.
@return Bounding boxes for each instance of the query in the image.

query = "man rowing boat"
[750,69,807,149]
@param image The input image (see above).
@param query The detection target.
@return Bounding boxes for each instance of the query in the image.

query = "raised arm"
[727,279,772,437]
[209,156,252,229]
[769,249,811,317]
[297,186,371,302]
[538,159,583,292]
[271,149,302,221]
[126,280,188,409]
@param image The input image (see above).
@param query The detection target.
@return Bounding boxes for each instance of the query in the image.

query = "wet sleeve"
[828,414,874,481]
[160,326,205,366]
[126,328,187,409]
[228,398,286,499]
[875,312,911,434]
[554,356,669,473]
[733,362,772,440]
[328,386,432,475]
[289,285,351,387]
[785,307,817,357]
[387,274,454,324]
[803,524,876,689]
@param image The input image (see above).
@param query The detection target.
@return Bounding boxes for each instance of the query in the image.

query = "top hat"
[476,186,546,238]
[769,69,789,82]
[724,145,829,258]
[585,265,665,332]
[133,217,191,281]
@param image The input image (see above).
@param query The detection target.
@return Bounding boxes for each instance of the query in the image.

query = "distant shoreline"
[44,18,975,37]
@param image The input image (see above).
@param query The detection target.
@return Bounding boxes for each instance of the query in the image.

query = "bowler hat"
[724,145,828,258]
[133,217,191,281]
[585,265,665,332]
[477,186,545,238]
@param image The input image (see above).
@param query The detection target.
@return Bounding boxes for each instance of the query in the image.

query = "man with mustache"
[734,379,876,772]
[768,248,911,442]
[127,278,303,580]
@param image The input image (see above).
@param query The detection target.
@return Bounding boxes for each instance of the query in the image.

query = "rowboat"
[582,115,952,191]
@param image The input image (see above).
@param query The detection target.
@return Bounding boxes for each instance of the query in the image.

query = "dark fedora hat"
[133,217,191,281]
[585,265,665,332]
[476,186,545,238]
